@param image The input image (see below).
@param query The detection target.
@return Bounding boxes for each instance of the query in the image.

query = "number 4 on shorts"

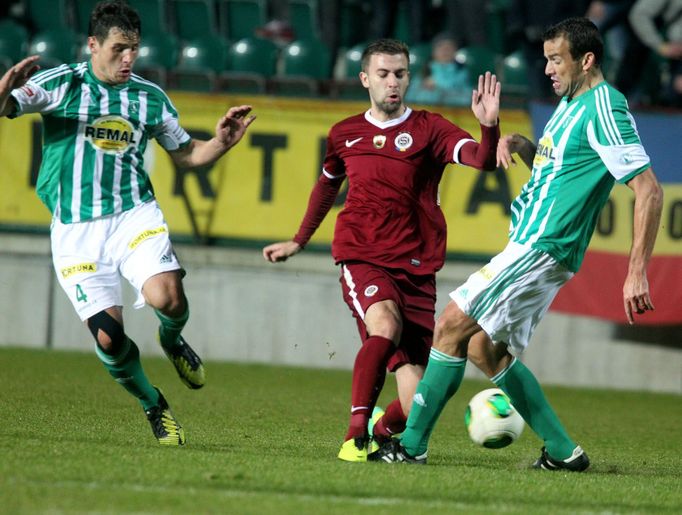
[76,284,88,303]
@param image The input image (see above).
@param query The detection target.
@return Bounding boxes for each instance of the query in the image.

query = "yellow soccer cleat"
[145,388,186,446]
[338,437,370,462]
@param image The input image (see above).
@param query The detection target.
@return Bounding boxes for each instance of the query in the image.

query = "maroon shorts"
[339,261,435,371]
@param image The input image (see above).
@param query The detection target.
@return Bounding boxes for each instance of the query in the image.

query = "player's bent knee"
[87,311,126,354]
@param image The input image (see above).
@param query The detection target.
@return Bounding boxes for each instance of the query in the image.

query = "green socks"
[155,306,189,350]
[492,358,576,460]
[401,348,467,457]
[95,337,159,410]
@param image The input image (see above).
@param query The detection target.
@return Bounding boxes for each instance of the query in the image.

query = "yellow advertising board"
[0,93,678,256]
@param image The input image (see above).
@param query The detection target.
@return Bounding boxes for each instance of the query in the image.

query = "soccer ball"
[464,388,525,448]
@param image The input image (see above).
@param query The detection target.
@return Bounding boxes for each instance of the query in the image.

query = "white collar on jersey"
[364,107,412,129]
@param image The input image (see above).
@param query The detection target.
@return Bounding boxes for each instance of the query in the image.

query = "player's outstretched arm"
[497,134,536,170]
[623,168,663,324]
[0,55,40,117]
[169,105,256,169]
[263,240,302,263]
[471,71,500,127]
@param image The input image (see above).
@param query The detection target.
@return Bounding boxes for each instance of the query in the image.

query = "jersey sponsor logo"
[373,134,386,149]
[128,226,168,249]
[60,262,97,279]
[364,285,379,297]
[394,132,413,152]
[476,265,494,281]
[533,135,556,168]
[84,115,138,154]
[345,137,363,147]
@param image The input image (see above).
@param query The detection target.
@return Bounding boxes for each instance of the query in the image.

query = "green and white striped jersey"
[510,82,650,272]
[10,61,191,223]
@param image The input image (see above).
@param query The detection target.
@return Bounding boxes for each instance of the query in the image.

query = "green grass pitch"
[1,347,680,514]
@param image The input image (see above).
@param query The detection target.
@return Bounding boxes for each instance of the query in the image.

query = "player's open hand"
[263,240,302,263]
[471,71,500,127]
[0,55,40,111]
[216,104,256,149]
[623,272,654,324]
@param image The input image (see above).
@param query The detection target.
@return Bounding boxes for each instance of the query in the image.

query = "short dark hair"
[361,39,410,71]
[542,17,603,67]
[89,0,141,41]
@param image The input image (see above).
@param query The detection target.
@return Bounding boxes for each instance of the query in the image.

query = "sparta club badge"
[394,132,413,152]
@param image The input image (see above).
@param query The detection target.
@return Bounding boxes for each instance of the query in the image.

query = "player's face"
[89,27,140,85]
[543,36,587,99]
[360,53,409,120]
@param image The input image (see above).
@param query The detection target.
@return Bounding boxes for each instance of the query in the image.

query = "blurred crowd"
[0,0,680,109]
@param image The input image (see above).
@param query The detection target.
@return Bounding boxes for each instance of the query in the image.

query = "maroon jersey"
[315,108,497,275]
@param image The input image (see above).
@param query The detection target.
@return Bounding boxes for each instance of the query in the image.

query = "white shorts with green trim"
[51,200,182,321]
[450,241,573,355]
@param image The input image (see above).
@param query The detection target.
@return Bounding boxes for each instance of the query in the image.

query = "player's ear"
[359,71,370,88]
[88,36,99,55]
[582,52,595,72]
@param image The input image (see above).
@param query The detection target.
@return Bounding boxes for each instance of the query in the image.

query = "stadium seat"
[134,33,180,87]
[329,43,366,100]
[409,42,431,74]
[0,19,29,64]
[25,0,71,32]
[219,36,277,93]
[455,45,499,79]
[218,0,266,41]
[339,1,368,48]
[134,0,169,37]
[28,29,80,68]
[341,42,364,78]
[172,0,218,41]
[172,36,228,92]
[288,0,319,41]
[270,39,332,97]
[486,0,512,54]
[501,50,528,99]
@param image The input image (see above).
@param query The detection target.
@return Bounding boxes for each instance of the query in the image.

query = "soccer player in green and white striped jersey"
[369,18,663,470]
[0,1,255,446]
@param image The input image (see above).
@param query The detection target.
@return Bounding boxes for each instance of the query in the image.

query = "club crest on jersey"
[373,135,386,149]
[533,135,556,168]
[85,115,137,154]
[364,285,379,297]
[394,132,413,152]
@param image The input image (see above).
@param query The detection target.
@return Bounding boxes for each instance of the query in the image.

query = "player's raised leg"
[144,271,205,390]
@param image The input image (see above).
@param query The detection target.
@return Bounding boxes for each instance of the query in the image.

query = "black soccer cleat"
[144,388,186,446]
[367,438,427,465]
[533,446,590,472]
[159,333,205,390]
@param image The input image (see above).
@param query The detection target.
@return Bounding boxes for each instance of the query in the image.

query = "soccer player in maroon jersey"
[263,39,501,462]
